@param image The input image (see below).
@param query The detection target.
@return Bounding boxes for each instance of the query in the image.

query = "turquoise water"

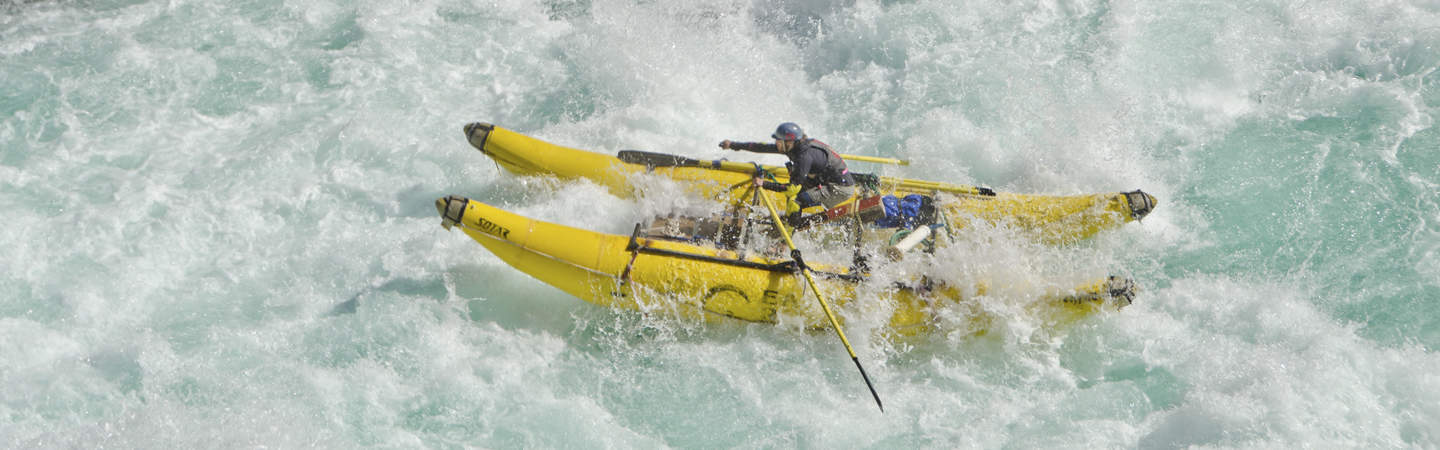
[4,0,1439,447]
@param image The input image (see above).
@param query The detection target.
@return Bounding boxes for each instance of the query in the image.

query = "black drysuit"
[728,138,854,208]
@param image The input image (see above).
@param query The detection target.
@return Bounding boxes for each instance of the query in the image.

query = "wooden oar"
[755,188,885,412]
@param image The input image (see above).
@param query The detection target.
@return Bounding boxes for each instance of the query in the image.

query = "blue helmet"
[771,122,804,141]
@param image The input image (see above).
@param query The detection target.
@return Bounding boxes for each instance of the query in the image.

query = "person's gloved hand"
[719,140,733,150]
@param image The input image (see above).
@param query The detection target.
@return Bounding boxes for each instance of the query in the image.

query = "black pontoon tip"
[1107,276,1137,307]
[436,195,469,230]
[1125,190,1157,220]
[463,122,494,153]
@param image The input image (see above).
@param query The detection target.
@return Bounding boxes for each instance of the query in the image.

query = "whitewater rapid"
[3,0,1439,447]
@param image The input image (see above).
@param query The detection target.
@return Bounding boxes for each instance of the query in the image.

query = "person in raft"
[719,122,856,217]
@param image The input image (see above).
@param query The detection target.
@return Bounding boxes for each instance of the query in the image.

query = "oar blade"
[853,356,884,412]
[617,150,701,168]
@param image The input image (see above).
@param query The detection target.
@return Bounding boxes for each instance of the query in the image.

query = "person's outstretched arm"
[719,140,783,154]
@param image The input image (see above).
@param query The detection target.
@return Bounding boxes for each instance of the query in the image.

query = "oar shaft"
[761,199,800,250]
[623,149,990,196]
[755,191,883,411]
[840,154,909,166]
[881,176,986,195]
[797,266,857,357]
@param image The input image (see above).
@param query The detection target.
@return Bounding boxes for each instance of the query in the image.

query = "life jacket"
[790,139,852,186]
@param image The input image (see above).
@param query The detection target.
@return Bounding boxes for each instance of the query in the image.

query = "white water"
[3,0,1439,447]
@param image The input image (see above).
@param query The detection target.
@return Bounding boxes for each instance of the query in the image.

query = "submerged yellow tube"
[437,195,1135,336]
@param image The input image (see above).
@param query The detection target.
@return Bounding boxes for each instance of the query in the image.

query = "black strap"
[790,249,808,271]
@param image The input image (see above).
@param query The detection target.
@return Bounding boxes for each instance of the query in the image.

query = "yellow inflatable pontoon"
[436,195,1135,336]
[462,122,1157,245]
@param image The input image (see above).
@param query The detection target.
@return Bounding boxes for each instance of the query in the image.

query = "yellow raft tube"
[462,122,1157,245]
[436,195,1135,336]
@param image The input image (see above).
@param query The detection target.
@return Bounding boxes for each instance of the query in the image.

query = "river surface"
[3,0,1439,447]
